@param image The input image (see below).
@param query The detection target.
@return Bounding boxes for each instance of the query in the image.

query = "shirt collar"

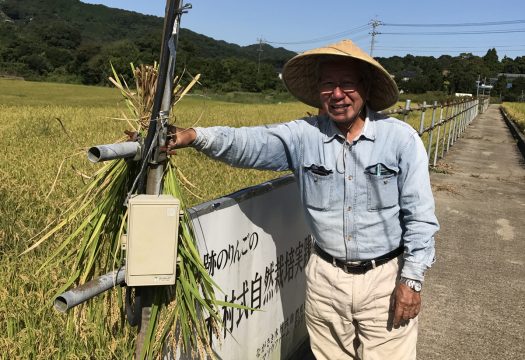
[361,107,377,141]
[323,106,376,143]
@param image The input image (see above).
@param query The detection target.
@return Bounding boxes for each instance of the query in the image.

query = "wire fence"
[381,96,490,167]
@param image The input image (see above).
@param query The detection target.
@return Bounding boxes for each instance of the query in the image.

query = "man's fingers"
[159,145,177,156]
[394,302,421,326]
[393,302,404,326]
[412,304,420,318]
[124,130,138,141]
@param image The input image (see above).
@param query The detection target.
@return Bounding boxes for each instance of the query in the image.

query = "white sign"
[189,176,311,360]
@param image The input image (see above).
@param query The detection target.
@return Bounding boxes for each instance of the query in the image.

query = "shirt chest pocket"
[302,163,334,211]
[365,163,399,211]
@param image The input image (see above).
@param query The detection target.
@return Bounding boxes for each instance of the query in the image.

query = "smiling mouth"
[330,104,350,112]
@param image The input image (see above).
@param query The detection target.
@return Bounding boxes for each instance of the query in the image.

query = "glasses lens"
[319,82,335,93]
[319,81,359,93]
[341,81,358,92]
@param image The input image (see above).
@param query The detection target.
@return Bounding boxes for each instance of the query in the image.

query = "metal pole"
[464,101,469,131]
[447,102,455,151]
[403,99,411,123]
[427,101,437,161]
[453,102,461,143]
[418,101,427,135]
[135,1,184,358]
[441,102,449,159]
[433,105,443,167]
[460,101,465,136]
[369,19,381,56]
[458,101,465,137]
[452,102,460,143]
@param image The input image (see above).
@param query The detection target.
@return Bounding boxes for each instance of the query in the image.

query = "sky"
[81,0,525,59]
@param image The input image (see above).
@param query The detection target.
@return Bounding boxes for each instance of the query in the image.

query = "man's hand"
[124,130,139,142]
[163,125,197,155]
[392,282,421,327]
[124,126,196,155]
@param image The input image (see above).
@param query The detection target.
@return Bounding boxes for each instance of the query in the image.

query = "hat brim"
[282,40,399,111]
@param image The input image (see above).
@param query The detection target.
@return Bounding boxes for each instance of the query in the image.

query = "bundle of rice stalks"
[25,64,230,359]
[109,63,200,133]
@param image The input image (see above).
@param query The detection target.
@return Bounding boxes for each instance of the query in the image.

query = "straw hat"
[282,39,398,111]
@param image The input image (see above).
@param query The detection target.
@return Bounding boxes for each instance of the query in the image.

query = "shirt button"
[347,235,352,241]
[347,175,353,180]
[347,206,352,211]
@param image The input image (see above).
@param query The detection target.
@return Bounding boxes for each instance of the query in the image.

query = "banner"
[189,175,312,360]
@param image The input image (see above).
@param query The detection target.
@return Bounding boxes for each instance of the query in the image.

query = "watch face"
[403,278,422,292]
[412,281,422,292]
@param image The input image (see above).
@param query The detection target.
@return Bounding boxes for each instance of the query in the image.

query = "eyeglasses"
[319,80,360,94]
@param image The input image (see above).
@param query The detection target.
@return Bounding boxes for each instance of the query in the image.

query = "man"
[169,40,438,359]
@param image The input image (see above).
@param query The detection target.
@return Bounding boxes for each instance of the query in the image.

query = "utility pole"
[369,18,382,57]
[257,37,264,74]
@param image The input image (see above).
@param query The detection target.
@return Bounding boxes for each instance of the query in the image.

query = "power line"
[376,44,525,49]
[374,47,525,54]
[265,24,369,45]
[292,33,371,54]
[383,19,525,27]
[381,29,525,36]
[375,47,525,51]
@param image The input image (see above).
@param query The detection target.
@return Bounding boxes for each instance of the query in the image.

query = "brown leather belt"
[314,243,403,274]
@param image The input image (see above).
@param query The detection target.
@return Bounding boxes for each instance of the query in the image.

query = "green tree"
[483,48,500,74]
[501,56,519,73]
[88,40,141,85]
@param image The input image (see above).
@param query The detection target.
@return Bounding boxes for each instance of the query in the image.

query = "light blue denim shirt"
[192,108,439,281]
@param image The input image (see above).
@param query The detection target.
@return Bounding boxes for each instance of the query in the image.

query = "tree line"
[1,0,524,100]
[378,49,525,101]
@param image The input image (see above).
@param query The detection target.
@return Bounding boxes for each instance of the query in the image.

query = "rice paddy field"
[0,78,317,358]
[501,102,525,133]
[0,78,481,358]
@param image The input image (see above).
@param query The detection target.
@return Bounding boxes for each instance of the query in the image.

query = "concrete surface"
[419,104,525,359]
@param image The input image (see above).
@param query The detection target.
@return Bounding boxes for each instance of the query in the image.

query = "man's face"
[319,61,367,126]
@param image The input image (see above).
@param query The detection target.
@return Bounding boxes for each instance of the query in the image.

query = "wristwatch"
[400,277,422,292]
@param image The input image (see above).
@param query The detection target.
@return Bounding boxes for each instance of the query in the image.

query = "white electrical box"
[124,194,180,286]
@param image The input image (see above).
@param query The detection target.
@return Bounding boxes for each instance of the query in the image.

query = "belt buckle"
[342,259,375,274]
[341,264,352,274]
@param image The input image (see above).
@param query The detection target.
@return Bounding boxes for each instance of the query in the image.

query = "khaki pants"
[305,252,418,360]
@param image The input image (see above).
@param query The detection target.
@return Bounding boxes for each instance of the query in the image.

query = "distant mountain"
[0,0,296,91]
[2,0,524,99]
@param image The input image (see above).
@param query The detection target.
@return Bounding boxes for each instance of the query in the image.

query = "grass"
[0,79,475,358]
[501,102,525,133]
